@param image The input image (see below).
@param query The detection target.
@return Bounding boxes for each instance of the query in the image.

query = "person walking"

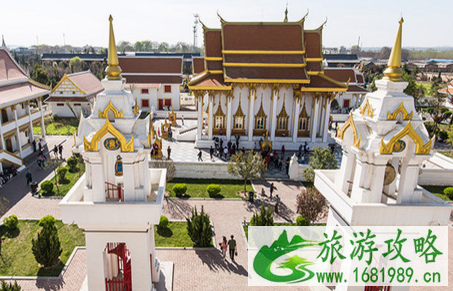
[58,144,63,159]
[270,182,276,199]
[25,170,32,185]
[228,235,237,262]
[32,139,36,152]
[53,145,58,159]
[281,145,285,157]
[167,146,171,159]
[275,194,280,215]
[210,146,214,159]
[220,236,228,259]
[198,150,203,162]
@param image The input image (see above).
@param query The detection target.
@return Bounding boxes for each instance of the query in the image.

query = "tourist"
[59,144,63,159]
[304,142,309,155]
[270,182,276,199]
[286,157,290,175]
[25,170,32,185]
[181,115,184,126]
[220,236,228,259]
[32,139,36,152]
[281,145,285,157]
[275,194,280,215]
[223,147,228,159]
[198,150,203,162]
[220,138,223,149]
[228,235,237,262]
[219,147,223,159]
[298,144,303,158]
[227,140,232,151]
[38,141,42,155]
[261,188,266,197]
[167,146,171,159]
[330,144,335,154]
[210,146,214,159]
[53,145,58,158]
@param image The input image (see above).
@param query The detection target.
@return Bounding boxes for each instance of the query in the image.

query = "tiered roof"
[46,70,103,103]
[190,16,347,92]
[324,68,368,94]
[119,56,183,85]
[0,48,50,108]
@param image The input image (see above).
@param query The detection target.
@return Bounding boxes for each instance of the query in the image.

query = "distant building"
[120,56,184,111]
[0,47,50,174]
[323,54,360,67]
[45,71,103,118]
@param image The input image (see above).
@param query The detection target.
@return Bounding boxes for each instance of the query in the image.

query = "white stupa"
[60,16,166,291]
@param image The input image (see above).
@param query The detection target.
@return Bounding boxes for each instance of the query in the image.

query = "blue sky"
[2,0,452,48]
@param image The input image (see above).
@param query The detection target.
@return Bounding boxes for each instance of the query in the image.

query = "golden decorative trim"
[383,18,404,82]
[28,78,51,90]
[387,102,413,120]
[83,119,134,152]
[0,149,24,163]
[306,58,323,62]
[336,114,361,149]
[134,99,139,116]
[98,101,124,118]
[380,121,431,155]
[189,86,232,91]
[207,70,224,74]
[223,62,306,68]
[50,74,86,94]
[307,71,324,75]
[225,78,310,84]
[300,87,347,92]
[222,50,305,55]
[359,99,373,118]
[205,57,223,61]
[105,15,122,80]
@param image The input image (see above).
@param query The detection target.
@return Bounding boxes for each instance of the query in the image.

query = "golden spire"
[105,15,122,80]
[383,17,404,82]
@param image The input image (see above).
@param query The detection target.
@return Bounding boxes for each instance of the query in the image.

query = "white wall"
[50,102,89,118]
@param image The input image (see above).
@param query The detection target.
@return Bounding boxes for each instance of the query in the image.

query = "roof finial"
[217,10,226,24]
[316,17,328,30]
[383,17,404,82]
[284,2,288,22]
[298,9,309,23]
[105,15,122,80]
[1,35,5,48]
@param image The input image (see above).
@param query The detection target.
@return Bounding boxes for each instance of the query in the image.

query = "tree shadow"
[156,227,173,238]
[35,277,64,291]
[162,198,191,219]
[37,260,64,277]
[194,249,248,277]
[275,202,295,223]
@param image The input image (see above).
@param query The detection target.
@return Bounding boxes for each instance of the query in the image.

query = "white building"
[314,19,451,291]
[46,71,103,118]
[119,56,183,111]
[0,46,49,174]
[60,16,166,291]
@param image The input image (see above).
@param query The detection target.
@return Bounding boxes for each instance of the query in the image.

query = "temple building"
[119,56,183,111]
[60,16,166,291]
[189,12,351,150]
[314,19,451,291]
[0,45,50,174]
[46,70,103,118]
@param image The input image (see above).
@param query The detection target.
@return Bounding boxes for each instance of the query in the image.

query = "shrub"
[438,130,448,141]
[67,157,78,173]
[206,184,221,198]
[444,187,453,200]
[32,215,62,268]
[186,206,212,247]
[250,204,274,226]
[158,215,169,229]
[41,181,54,195]
[172,184,187,197]
[296,187,327,225]
[0,280,22,291]
[3,215,19,231]
[296,216,310,226]
[57,167,68,182]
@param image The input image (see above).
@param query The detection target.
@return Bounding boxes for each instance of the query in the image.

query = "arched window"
[232,100,246,135]
[276,102,289,137]
[298,103,310,137]
[213,101,225,135]
[253,99,267,136]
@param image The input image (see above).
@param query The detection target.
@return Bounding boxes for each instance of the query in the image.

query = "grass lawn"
[33,116,78,136]
[421,185,452,201]
[42,165,85,197]
[154,221,213,248]
[0,220,85,277]
[166,178,253,199]
[438,150,453,159]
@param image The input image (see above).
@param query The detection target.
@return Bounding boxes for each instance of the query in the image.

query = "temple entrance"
[104,242,132,291]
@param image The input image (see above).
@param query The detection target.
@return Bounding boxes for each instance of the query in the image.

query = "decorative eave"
[277,102,289,119]
[84,119,134,152]
[50,74,86,94]
[380,121,432,155]
[359,99,373,118]
[300,102,309,118]
[99,101,123,118]
[233,100,245,118]
[387,102,413,120]
[336,114,361,149]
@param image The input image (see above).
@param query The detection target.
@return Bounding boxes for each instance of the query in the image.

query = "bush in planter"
[206,184,221,198]
[172,184,187,197]
[296,215,309,226]
[444,187,453,200]
[186,206,212,247]
[158,215,169,229]
[41,181,54,196]
[67,157,78,173]
[250,204,274,226]
[32,215,62,268]
[3,215,19,231]
[57,167,68,182]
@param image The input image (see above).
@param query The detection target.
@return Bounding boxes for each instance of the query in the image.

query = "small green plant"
[57,167,68,182]
[172,184,187,197]
[250,204,274,226]
[444,187,453,200]
[296,215,309,226]
[186,206,212,247]
[3,215,19,231]
[206,184,221,198]
[66,157,78,173]
[158,215,169,229]
[31,215,62,268]
[438,130,448,141]
[41,181,54,196]
[0,280,22,291]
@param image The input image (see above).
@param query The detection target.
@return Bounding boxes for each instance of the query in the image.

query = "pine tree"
[250,204,274,226]
[0,280,22,291]
[31,215,62,268]
[186,206,212,247]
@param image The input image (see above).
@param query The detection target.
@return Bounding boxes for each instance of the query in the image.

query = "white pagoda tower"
[60,16,166,291]
[314,19,451,291]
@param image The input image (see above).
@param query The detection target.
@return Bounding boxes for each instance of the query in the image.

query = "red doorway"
[343,99,350,108]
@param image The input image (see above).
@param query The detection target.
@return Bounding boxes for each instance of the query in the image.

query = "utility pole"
[193,14,199,53]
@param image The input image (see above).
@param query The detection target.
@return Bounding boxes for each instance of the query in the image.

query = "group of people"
[219,235,237,262]
[209,136,243,161]
[0,166,18,186]
[53,144,64,159]
[260,182,281,214]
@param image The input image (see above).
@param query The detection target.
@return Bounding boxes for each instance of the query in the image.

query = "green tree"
[186,206,212,247]
[227,150,267,195]
[250,204,274,226]
[296,187,327,225]
[0,280,22,291]
[31,215,62,268]
[303,146,338,182]
[69,57,86,73]
[117,41,133,53]
[30,65,49,85]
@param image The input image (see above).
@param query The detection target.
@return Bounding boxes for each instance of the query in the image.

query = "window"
[72,91,76,94]
[57,103,64,107]
[298,103,310,137]
[141,89,149,94]
[141,99,150,107]
[278,118,287,131]
[234,117,243,129]
[25,130,28,137]
[164,85,172,93]
[299,118,307,131]
[215,116,224,129]
[256,117,264,129]
[21,103,25,109]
